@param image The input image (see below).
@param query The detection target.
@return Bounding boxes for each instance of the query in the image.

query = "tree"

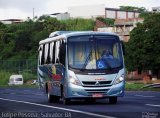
[43,17,64,33]
[61,18,95,31]
[139,12,152,19]
[120,6,147,12]
[125,13,160,78]
[96,17,115,26]
[0,16,95,60]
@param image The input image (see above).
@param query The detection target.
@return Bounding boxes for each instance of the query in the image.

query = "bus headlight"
[69,76,81,86]
[68,70,81,86]
[114,76,124,85]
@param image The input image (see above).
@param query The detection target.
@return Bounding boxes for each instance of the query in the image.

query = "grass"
[0,71,11,85]
[0,70,37,85]
[1,82,160,91]
[125,82,160,91]
[0,84,39,88]
[125,82,144,91]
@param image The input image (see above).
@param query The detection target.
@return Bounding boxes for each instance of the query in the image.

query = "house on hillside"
[105,8,141,19]
[0,19,23,24]
[152,6,160,12]
[68,5,144,42]
[50,12,70,20]
[68,4,105,19]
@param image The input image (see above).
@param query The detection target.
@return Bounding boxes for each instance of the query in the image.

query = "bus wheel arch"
[61,84,70,105]
[45,83,48,94]
[46,82,60,103]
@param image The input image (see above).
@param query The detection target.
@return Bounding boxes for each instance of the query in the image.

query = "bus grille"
[82,81,112,87]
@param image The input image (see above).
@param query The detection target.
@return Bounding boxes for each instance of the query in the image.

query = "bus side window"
[55,41,60,63]
[44,43,49,64]
[59,42,66,66]
[50,42,54,64]
[52,42,56,64]
[38,45,42,65]
[41,44,45,65]
[46,43,51,64]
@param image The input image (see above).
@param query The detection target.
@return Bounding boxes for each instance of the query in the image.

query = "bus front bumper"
[66,81,125,99]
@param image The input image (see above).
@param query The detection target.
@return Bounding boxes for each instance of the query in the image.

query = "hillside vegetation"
[0,16,95,60]
[0,16,95,85]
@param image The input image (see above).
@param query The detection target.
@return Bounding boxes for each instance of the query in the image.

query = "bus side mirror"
[121,41,125,55]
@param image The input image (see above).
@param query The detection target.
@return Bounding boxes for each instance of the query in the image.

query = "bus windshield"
[68,35,123,70]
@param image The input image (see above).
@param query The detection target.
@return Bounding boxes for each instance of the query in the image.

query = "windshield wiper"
[80,50,92,71]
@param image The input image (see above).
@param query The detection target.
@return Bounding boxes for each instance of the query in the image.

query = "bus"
[37,31,125,105]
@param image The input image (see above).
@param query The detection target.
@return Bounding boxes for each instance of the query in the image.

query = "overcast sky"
[0,0,159,20]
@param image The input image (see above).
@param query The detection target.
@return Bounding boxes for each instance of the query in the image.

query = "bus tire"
[109,97,117,104]
[47,92,60,103]
[63,98,70,105]
[61,88,70,105]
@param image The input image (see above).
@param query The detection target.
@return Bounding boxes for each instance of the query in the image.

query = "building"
[97,18,144,42]
[50,12,70,20]
[114,18,144,42]
[68,5,141,20]
[68,5,143,41]
[105,8,141,19]
[152,6,160,12]
[68,4,105,19]
[0,19,23,24]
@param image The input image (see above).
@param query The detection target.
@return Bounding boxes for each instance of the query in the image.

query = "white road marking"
[0,97,116,118]
[34,93,43,96]
[135,95,155,98]
[10,93,16,95]
[146,104,160,107]
[24,90,30,91]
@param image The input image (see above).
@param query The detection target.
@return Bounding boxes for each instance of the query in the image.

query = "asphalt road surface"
[0,88,160,118]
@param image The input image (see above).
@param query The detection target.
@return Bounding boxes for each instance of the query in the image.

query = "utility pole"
[33,8,35,20]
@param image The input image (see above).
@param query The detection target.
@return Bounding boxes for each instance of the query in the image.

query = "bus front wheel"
[61,87,70,105]
[62,98,70,105]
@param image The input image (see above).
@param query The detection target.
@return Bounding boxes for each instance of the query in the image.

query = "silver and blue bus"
[38,31,125,104]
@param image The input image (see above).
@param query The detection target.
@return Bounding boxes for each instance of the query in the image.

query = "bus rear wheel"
[109,97,117,104]
[47,92,60,103]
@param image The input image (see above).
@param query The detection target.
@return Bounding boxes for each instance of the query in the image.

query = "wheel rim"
[47,92,50,100]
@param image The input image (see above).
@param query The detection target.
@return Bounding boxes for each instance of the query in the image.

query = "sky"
[0,0,160,20]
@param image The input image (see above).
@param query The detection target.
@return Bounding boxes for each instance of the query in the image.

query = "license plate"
[92,93,103,98]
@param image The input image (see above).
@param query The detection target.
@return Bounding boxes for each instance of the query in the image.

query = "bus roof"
[39,31,118,45]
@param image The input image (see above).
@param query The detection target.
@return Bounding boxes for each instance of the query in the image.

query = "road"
[0,88,160,118]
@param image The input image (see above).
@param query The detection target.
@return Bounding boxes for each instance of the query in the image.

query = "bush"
[20,71,37,83]
[0,70,37,85]
[0,71,11,85]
